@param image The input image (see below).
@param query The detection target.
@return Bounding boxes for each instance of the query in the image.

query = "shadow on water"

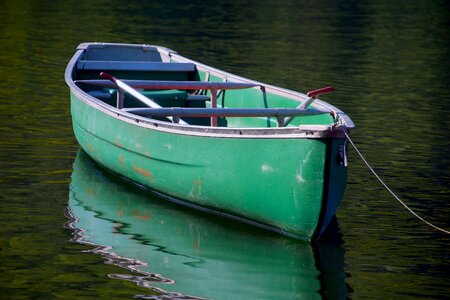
[67,150,349,299]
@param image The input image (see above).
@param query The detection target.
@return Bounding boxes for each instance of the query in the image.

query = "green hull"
[66,43,353,241]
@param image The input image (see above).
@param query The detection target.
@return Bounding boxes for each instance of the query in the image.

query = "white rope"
[344,131,450,235]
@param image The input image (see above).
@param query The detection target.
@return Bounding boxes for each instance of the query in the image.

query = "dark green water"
[1,0,449,299]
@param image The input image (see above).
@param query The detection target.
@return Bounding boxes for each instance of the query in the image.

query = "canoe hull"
[71,92,347,241]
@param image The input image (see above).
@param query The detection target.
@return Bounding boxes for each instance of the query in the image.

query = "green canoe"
[65,42,354,241]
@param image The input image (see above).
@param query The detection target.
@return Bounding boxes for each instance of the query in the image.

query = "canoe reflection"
[68,150,348,299]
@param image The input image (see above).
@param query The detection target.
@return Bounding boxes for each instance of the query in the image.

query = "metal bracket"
[338,140,348,167]
[276,116,285,127]
[172,116,181,124]
[117,90,124,109]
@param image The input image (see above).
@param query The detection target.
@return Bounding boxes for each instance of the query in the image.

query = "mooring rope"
[344,131,450,235]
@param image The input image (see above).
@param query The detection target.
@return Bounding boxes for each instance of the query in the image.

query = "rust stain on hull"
[85,143,95,153]
[193,177,202,194]
[114,140,124,148]
[132,165,154,181]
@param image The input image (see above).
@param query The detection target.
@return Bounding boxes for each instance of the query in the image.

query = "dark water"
[1,0,449,299]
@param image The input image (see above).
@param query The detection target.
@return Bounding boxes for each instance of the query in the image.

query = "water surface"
[0,0,449,299]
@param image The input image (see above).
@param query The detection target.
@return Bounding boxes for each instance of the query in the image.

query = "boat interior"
[72,44,336,128]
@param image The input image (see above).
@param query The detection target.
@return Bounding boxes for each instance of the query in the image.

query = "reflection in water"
[68,150,348,299]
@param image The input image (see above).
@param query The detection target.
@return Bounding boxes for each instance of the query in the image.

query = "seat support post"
[210,88,218,127]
